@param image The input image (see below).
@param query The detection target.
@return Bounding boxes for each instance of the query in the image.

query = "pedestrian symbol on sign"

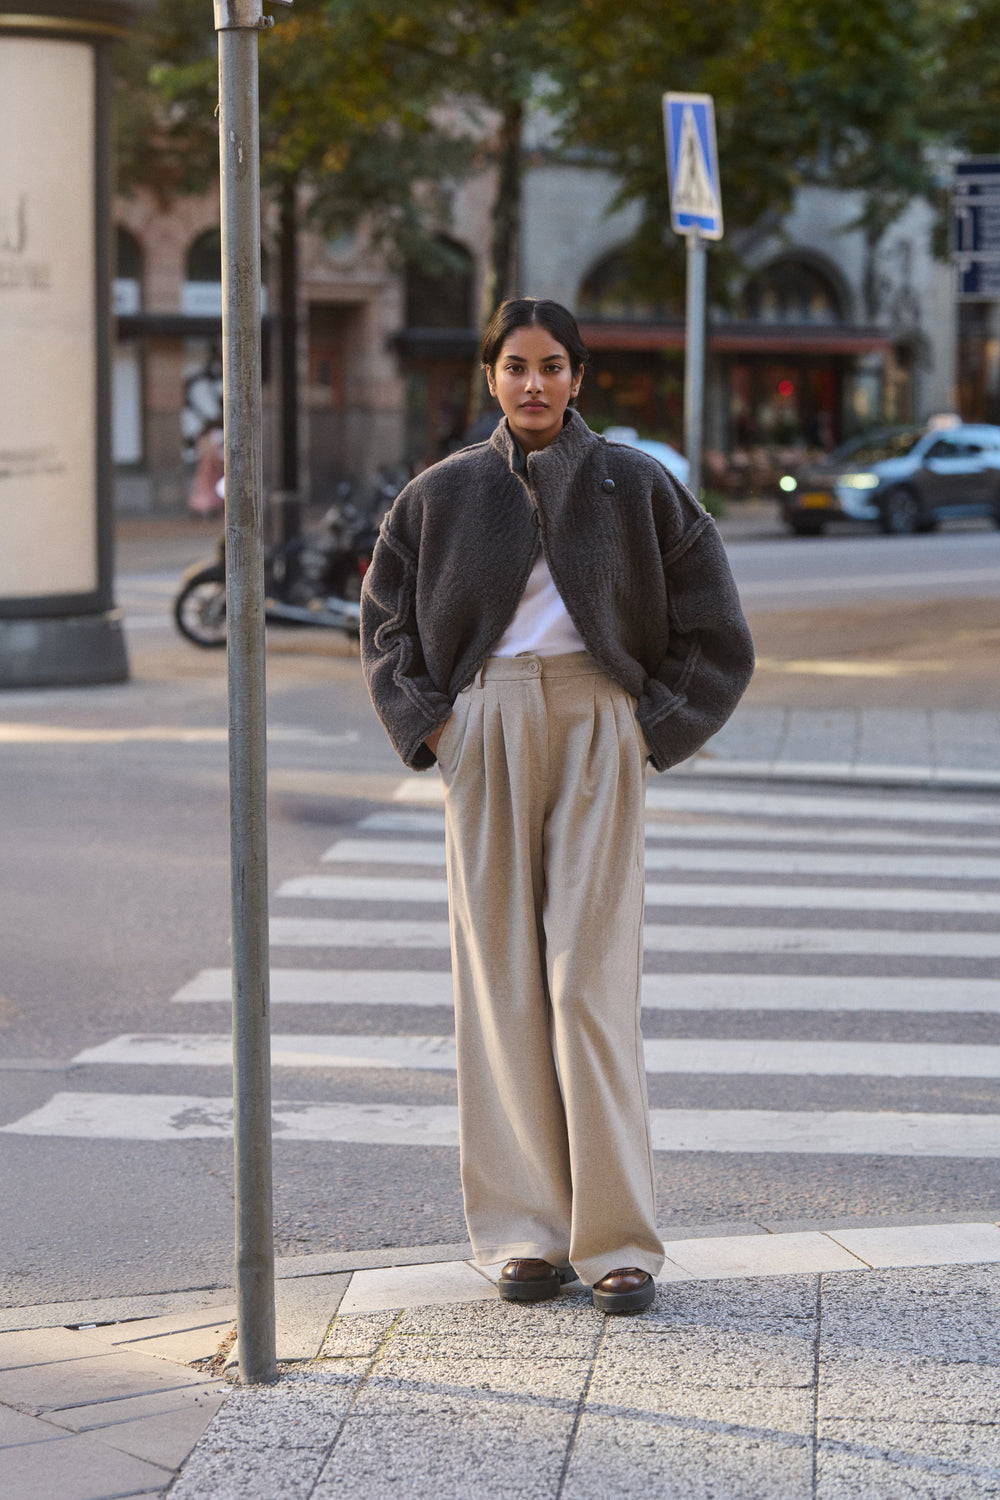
[673,106,721,223]
[664,92,723,241]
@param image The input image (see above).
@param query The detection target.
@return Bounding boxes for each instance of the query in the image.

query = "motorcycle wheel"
[174,569,227,647]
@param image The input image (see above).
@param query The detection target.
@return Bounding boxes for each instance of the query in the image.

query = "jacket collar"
[489,408,598,494]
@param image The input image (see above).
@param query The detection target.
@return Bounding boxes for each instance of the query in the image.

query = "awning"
[578,319,894,356]
[393,327,479,360]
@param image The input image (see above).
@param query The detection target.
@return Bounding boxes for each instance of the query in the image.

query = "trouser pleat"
[439,653,664,1285]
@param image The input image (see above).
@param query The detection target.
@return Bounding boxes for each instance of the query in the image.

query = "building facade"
[112,160,958,512]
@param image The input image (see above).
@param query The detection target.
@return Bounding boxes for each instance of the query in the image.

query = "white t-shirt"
[494,552,587,657]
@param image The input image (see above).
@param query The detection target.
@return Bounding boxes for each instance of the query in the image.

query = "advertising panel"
[0,37,98,599]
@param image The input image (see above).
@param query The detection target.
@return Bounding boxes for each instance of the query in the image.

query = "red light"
[778,379,795,397]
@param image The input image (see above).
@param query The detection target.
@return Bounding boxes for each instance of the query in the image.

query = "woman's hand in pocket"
[425,721,448,756]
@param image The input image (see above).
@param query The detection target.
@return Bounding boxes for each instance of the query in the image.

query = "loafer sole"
[497,1265,579,1302]
[498,1274,560,1302]
[592,1276,656,1315]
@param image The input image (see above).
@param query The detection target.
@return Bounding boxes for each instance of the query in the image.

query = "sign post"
[213,0,291,1387]
[664,93,723,501]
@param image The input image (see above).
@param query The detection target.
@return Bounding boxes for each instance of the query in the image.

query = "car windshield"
[826,429,924,466]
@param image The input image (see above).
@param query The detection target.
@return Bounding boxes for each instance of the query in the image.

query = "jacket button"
[602,478,615,493]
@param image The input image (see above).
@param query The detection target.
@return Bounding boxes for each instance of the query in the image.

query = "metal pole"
[214,0,276,1386]
[684,231,707,501]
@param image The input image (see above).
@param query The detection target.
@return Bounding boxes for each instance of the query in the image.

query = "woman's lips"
[521,402,547,411]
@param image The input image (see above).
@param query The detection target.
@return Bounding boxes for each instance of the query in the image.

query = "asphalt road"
[0,513,997,1309]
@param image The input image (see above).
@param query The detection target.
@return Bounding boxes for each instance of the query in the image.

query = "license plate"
[800,492,832,509]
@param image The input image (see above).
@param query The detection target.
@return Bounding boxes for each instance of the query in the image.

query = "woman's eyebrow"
[505,351,565,362]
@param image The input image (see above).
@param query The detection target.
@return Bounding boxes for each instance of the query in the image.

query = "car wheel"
[879,487,920,535]
[788,518,825,537]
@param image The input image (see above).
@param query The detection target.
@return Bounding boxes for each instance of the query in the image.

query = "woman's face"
[486,325,582,452]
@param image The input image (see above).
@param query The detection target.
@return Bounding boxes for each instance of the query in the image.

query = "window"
[183,229,269,314]
[114,226,142,314]
[406,239,475,329]
[578,251,681,321]
[740,260,842,325]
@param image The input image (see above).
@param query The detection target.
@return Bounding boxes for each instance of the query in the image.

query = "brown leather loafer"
[498,1259,579,1303]
[592,1267,655,1314]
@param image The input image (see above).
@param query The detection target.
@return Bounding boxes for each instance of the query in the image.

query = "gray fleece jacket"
[360,409,754,773]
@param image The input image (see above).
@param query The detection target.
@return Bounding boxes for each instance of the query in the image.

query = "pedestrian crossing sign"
[664,92,724,240]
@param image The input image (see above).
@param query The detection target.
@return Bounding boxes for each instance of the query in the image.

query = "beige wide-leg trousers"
[436,651,665,1287]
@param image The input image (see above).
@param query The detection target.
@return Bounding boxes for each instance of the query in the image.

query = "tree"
[116,0,476,505]
[549,0,941,314]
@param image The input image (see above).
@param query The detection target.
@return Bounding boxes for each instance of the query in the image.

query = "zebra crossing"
[4,778,1000,1168]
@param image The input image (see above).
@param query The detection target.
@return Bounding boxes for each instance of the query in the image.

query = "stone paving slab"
[338,1260,495,1316]
[827,1221,1000,1269]
[662,1229,865,1279]
[2,1425,172,1499]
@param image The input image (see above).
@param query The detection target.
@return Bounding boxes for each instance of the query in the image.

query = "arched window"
[739,259,842,325]
[113,226,142,314]
[578,251,682,321]
[405,238,475,329]
[183,229,269,314]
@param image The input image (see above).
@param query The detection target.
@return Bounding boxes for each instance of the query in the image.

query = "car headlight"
[779,475,797,492]
[838,472,881,489]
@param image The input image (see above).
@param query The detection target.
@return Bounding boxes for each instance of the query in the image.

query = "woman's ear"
[571,371,583,398]
[485,366,497,397]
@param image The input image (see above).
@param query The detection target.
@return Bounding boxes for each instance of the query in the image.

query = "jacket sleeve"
[360,516,453,771]
[639,504,755,774]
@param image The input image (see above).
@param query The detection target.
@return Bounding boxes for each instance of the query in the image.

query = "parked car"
[603,426,691,487]
[779,419,1000,535]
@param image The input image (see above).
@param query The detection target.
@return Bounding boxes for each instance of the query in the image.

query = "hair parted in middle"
[480,298,589,376]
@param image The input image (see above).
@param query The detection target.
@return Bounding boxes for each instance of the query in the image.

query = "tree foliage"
[548,0,941,308]
[115,0,474,265]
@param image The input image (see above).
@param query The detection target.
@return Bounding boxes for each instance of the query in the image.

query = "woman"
[361,299,753,1313]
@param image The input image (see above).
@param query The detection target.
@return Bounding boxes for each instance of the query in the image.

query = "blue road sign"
[954,157,1000,300]
[664,93,723,241]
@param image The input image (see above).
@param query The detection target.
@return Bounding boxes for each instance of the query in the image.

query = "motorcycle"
[173,495,382,648]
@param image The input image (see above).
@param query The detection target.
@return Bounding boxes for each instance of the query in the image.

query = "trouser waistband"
[472,651,600,687]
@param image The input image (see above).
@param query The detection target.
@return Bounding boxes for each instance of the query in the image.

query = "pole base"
[0,611,129,687]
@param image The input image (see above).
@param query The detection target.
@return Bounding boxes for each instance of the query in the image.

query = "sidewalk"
[5,1218,1000,1498]
[685,706,1000,792]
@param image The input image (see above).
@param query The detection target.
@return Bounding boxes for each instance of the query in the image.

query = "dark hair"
[481,298,589,375]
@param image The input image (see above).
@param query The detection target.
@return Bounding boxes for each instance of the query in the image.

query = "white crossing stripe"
[271,918,452,949]
[363,809,1000,852]
[280,875,448,902]
[270,917,1000,959]
[69,1032,1000,1079]
[172,968,455,1006]
[73,1034,458,1070]
[641,975,1000,1013]
[278,873,1000,916]
[172,969,1000,1014]
[10,1093,1000,1156]
[392,777,1000,823]
[644,786,1000,825]
[322,838,1000,880]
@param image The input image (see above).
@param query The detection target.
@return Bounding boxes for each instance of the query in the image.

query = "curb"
[7,1213,1000,1336]
[680,756,1000,793]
